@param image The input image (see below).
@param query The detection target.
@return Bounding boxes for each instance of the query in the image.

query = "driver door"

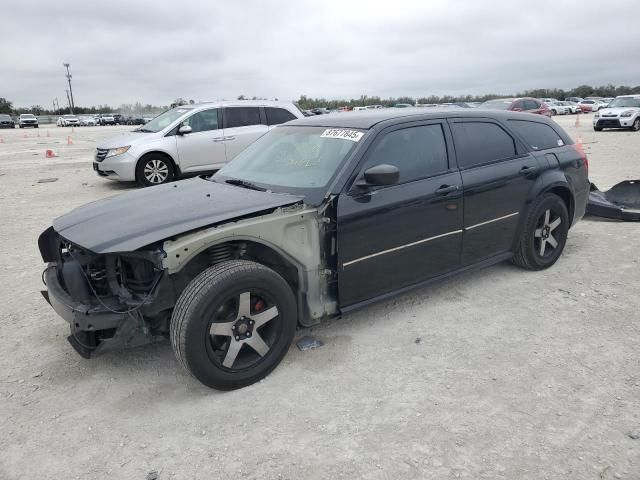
[337,121,463,307]
[175,108,227,172]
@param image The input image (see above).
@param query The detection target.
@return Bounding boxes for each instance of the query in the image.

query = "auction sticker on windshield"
[320,128,364,142]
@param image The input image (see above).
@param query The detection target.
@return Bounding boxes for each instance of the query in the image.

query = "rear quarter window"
[265,107,296,126]
[507,120,564,151]
[450,121,517,168]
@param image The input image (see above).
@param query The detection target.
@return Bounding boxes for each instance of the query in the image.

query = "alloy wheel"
[208,291,280,370]
[534,209,562,257]
[143,159,169,184]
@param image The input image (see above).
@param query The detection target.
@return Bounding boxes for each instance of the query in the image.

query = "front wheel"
[631,118,640,131]
[594,126,603,131]
[170,260,297,390]
[512,193,569,270]
[136,154,175,187]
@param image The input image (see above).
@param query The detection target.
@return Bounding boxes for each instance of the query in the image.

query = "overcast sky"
[2,0,639,108]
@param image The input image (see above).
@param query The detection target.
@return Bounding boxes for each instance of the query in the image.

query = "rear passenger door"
[222,107,269,160]
[449,118,542,265]
[265,107,297,130]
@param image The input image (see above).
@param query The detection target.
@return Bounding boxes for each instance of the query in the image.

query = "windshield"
[480,100,512,110]
[140,107,192,132]
[214,126,362,197]
[608,98,640,108]
[63,115,76,118]
[21,114,35,118]
[0,114,10,120]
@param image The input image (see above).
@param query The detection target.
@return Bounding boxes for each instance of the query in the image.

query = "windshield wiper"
[225,178,266,191]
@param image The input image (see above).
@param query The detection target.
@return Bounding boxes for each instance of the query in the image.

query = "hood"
[52,177,304,253]
[599,107,639,116]
[97,131,157,149]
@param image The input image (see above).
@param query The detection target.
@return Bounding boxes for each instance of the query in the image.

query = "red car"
[479,97,552,117]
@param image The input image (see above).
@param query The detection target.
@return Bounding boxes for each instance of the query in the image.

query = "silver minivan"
[93,100,303,186]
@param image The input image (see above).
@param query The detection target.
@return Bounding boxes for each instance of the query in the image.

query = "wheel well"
[136,151,179,181]
[547,186,574,221]
[172,240,301,303]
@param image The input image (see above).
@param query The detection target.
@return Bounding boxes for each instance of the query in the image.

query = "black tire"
[631,118,640,132]
[511,193,569,271]
[135,153,175,187]
[594,126,603,131]
[170,260,297,390]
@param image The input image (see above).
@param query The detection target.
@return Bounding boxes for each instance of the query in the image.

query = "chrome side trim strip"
[342,229,463,267]
[464,212,519,231]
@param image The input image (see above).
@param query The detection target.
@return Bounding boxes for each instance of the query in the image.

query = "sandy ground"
[0,117,639,480]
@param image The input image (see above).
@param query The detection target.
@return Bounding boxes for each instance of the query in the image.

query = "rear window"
[480,100,512,110]
[265,107,296,126]
[507,120,564,151]
[451,121,517,168]
[224,107,261,128]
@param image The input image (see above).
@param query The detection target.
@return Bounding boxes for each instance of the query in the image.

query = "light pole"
[64,63,75,114]
[65,90,72,114]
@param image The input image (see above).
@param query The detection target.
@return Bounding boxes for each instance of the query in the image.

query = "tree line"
[2,84,640,116]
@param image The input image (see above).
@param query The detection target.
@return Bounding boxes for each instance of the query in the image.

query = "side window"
[265,107,296,126]
[362,124,448,184]
[183,108,219,133]
[224,107,261,128]
[451,121,517,168]
[524,99,540,110]
[507,120,565,151]
[512,100,525,110]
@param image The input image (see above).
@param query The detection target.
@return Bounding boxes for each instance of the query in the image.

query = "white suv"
[593,95,640,131]
[93,101,303,186]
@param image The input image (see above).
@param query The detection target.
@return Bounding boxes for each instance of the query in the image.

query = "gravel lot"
[1,116,639,480]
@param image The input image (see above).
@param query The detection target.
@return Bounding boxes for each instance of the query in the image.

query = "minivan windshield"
[607,97,640,108]
[213,126,362,201]
[138,107,193,132]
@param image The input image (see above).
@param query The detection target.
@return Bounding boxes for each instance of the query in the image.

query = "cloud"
[2,0,639,107]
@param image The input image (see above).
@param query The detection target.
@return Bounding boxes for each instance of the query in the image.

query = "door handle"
[224,136,235,141]
[435,185,458,195]
[212,137,225,142]
[519,166,538,175]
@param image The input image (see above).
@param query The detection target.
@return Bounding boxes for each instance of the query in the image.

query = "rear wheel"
[136,153,175,187]
[512,193,569,270]
[171,260,297,390]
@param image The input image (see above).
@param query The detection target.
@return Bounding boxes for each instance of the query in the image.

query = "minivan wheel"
[170,260,297,390]
[511,193,569,270]
[136,153,175,187]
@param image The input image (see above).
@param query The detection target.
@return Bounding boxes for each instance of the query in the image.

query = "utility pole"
[63,63,75,113]
[65,90,72,114]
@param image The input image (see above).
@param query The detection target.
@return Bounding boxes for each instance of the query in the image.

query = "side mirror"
[178,125,192,135]
[357,164,400,188]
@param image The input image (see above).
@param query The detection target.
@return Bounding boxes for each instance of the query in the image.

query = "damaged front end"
[38,227,174,358]
[587,180,640,221]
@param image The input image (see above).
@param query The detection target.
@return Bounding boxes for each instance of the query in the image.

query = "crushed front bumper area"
[39,227,173,357]
[587,181,640,221]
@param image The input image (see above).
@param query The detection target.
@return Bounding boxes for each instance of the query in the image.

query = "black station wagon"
[39,109,590,389]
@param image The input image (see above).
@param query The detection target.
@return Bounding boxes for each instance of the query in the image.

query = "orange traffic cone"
[45,149,57,158]
[67,136,73,145]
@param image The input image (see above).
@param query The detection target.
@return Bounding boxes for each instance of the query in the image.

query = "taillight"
[572,143,588,172]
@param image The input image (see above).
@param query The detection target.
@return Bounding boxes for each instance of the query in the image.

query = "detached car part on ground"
[39,109,589,390]
[587,181,640,221]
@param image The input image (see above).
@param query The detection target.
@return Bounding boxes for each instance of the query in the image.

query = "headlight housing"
[620,110,634,117]
[105,146,130,158]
